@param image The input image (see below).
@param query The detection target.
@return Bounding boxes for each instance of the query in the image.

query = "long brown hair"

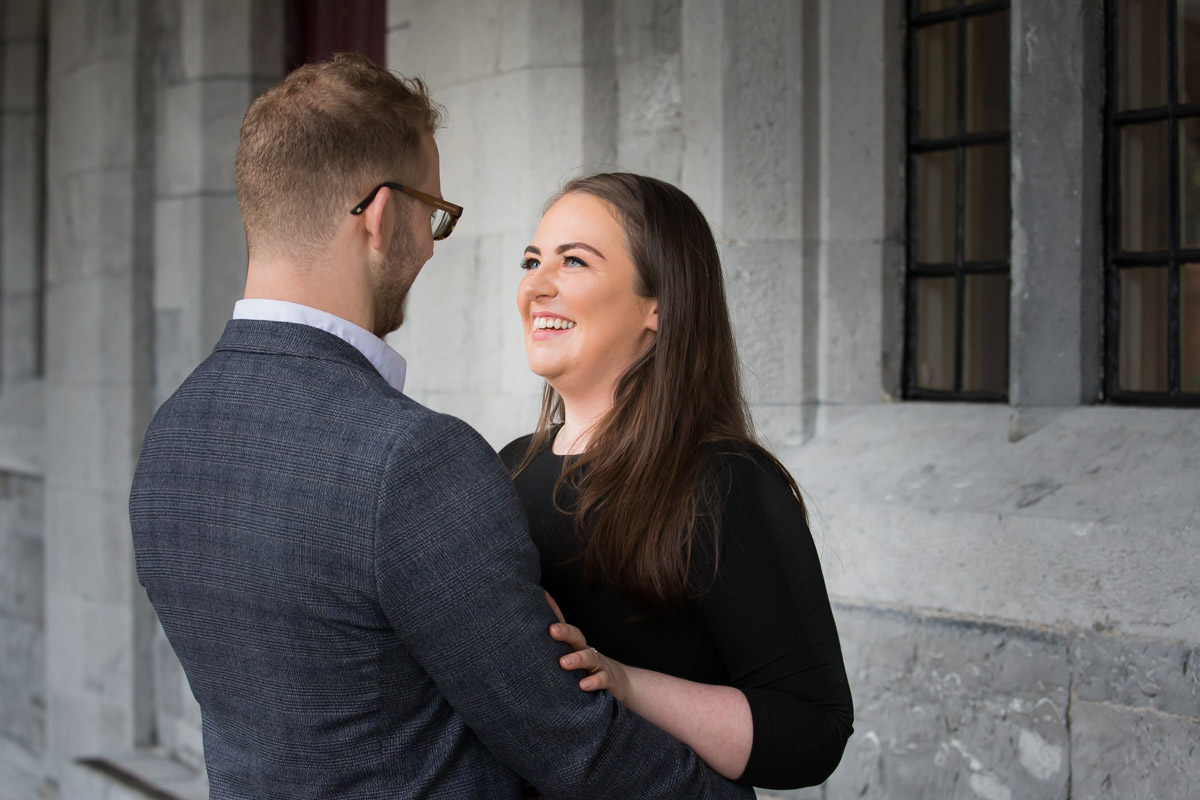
[516,173,807,612]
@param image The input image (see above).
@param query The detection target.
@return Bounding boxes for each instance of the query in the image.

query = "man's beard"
[372,230,422,337]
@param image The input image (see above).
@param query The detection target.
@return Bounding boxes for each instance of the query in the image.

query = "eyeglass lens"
[432,210,455,240]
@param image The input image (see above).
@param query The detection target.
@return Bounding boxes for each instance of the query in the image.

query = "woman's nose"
[521,265,556,300]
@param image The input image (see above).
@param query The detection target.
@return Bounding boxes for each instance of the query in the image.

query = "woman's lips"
[531,314,576,339]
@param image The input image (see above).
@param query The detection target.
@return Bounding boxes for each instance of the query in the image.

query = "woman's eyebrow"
[557,242,606,260]
[524,245,541,255]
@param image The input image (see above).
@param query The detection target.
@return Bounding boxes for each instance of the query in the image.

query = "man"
[129,54,750,800]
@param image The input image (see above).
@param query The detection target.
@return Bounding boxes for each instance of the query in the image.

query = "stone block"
[723,0,802,241]
[47,56,136,173]
[153,196,201,311]
[616,51,683,181]
[4,0,46,40]
[1,111,45,289]
[44,385,139,493]
[3,38,43,111]
[721,239,805,404]
[45,592,137,710]
[44,487,134,603]
[1072,632,1200,719]
[679,0,726,223]
[158,82,203,196]
[45,0,136,79]
[2,292,40,383]
[45,169,136,284]
[44,274,137,386]
[159,79,246,196]
[0,516,42,622]
[181,0,253,79]
[1070,701,1200,800]
[0,616,44,748]
[826,604,1070,800]
[821,0,905,244]
[818,239,887,405]
[388,0,582,88]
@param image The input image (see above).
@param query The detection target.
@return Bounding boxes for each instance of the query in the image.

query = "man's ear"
[361,185,391,253]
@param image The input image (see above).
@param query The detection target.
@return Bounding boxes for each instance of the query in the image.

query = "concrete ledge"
[781,403,1200,641]
[66,752,207,800]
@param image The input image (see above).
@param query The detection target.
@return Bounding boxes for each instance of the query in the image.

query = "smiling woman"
[501,173,854,791]
[517,191,659,437]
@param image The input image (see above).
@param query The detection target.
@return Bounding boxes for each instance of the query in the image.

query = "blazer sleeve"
[374,412,753,800]
[700,453,855,790]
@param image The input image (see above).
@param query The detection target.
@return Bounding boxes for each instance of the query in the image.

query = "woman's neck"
[552,390,613,455]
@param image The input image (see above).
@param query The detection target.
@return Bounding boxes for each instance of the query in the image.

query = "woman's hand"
[543,591,632,704]
[549,621,633,704]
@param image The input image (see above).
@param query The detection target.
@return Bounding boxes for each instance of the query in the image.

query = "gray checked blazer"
[130,319,752,800]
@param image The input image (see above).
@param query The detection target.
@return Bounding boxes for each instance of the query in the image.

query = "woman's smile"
[530,312,577,339]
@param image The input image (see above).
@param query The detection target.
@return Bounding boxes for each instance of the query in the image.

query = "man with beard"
[128,55,750,800]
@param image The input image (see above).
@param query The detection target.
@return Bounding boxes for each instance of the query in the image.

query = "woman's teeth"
[534,317,576,330]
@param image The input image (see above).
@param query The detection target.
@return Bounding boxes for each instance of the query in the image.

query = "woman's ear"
[645,301,659,332]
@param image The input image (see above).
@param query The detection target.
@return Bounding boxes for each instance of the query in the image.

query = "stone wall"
[0,1,1195,798]
[388,1,1200,798]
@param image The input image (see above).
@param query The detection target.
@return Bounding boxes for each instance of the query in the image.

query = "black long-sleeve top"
[499,435,854,790]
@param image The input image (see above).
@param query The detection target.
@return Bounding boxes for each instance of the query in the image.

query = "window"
[1107,0,1200,404]
[905,0,1011,400]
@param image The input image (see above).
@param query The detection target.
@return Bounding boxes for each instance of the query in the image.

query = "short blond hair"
[235,53,442,256]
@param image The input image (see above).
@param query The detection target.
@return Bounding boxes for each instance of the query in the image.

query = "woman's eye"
[520,257,540,270]
[564,256,588,268]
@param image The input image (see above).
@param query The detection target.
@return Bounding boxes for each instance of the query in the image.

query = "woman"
[499,173,853,790]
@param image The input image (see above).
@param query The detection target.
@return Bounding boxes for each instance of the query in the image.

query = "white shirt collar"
[232,299,407,393]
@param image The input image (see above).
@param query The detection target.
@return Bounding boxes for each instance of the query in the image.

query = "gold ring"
[587,646,601,674]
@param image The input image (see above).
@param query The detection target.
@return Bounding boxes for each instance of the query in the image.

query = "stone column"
[42,0,157,757]
[682,0,814,446]
[1009,0,1105,407]
[386,0,587,447]
[817,0,907,415]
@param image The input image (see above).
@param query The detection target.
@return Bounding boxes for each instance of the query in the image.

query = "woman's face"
[518,192,658,400]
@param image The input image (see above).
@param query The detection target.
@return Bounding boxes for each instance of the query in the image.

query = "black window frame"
[904,0,1012,402]
[1105,0,1200,406]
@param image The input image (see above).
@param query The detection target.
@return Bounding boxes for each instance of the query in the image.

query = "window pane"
[1181,118,1200,250]
[1183,263,1200,393]
[962,273,1008,393]
[918,22,957,140]
[920,0,957,12]
[916,150,957,263]
[1120,122,1170,252]
[964,144,1007,261]
[1179,0,1200,104]
[915,277,957,391]
[1119,0,1169,110]
[1119,267,1169,392]
[965,12,1008,133]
